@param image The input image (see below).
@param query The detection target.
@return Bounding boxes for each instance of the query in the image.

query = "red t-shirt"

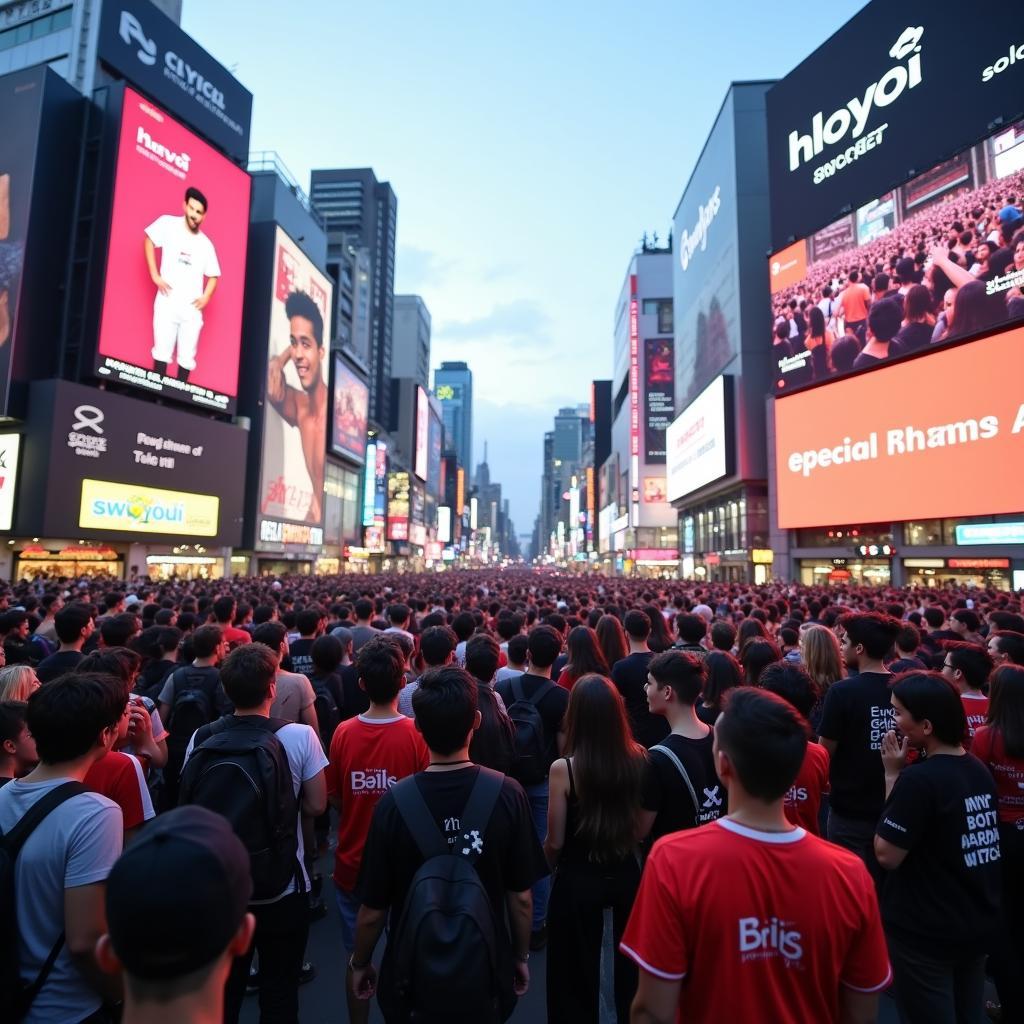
[970,726,1024,823]
[85,751,154,831]
[326,714,429,891]
[620,818,891,1023]
[784,741,830,835]
[220,625,252,647]
[961,694,990,747]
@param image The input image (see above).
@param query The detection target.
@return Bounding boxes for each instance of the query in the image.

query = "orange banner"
[768,240,808,296]
[775,327,1024,529]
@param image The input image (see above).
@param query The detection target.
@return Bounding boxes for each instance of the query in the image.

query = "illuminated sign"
[0,434,20,532]
[414,386,429,481]
[955,523,1024,545]
[629,277,639,525]
[666,376,730,502]
[752,549,774,564]
[79,478,218,536]
[437,506,452,543]
[456,467,465,516]
[435,384,455,401]
[948,558,1010,569]
[259,519,324,546]
[362,442,377,527]
[387,471,410,541]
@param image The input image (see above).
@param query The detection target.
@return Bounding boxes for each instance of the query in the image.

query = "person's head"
[0,664,40,702]
[191,624,226,662]
[250,621,287,658]
[54,602,94,646]
[808,305,826,338]
[0,700,36,775]
[904,283,932,322]
[355,635,405,705]
[987,665,1024,758]
[895,624,921,658]
[866,297,902,344]
[988,630,1024,667]
[838,612,901,668]
[873,272,890,295]
[496,614,524,642]
[799,624,843,689]
[830,333,860,372]
[950,608,981,637]
[99,613,141,650]
[506,633,528,668]
[353,598,374,623]
[675,613,707,646]
[212,596,236,625]
[182,186,209,232]
[890,671,967,748]
[740,638,782,686]
[595,614,628,666]
[714,688,808,802]
[220,644,277,710]
[97,806,254,1008]
[623,609,651,643]
[311,634,342,673]
[412,666,479,755]
[645,650,704,714]
[26,673,127,765]
[386,603,410,628]
[758,662,817,718]
[465,633,500,683]
[940,641,993,693]
[284,291,324,391]
[948,278,1000,337]
[710,620,736,652]
[451,611,476,643]
[527,624,562,670]
[565,625,609,677]
[295,607,322,639]
[923,606,946,631]
[419,625,457,668]
[703,650,743,712]
[78,647,142,689]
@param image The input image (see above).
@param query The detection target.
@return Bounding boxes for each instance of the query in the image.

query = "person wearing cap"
[95,806,255,1024]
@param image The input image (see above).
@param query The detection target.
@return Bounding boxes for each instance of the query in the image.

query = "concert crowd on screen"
[772,168,1024,389]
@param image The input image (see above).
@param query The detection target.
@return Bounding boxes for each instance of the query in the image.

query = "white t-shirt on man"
[145,215,221,302]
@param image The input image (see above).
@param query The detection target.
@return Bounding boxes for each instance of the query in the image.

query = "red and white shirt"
[784,741,830,835]
[326,714,429,891]
[961,694,990,747]
[84,751,155,831]
[620,817,891,1023]
[970,726,1024,823]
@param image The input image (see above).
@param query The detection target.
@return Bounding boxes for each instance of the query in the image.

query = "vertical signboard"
[414,385,429,481]
[387,471,410,541]
[629,276,640,525]
[644,338,674,462]
[330,356,368,462]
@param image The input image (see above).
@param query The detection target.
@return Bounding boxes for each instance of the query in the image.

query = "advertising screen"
[775,326,1024,528]
[770,119,1024,394]
[96,88,251,412]
[644,338,674,463]
[666,376,731,503]
[427,404,443,499]
[414,385,429,481]
[20,379,245,544]
[330,356,368,463]
[387,471,410,541]
[765,3,1024,250]
[258,227,332,534]
[0,434,20,532]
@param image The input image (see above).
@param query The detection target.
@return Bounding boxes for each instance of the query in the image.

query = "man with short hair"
[382,604,414,644]
[852,297,902,369]
[988,629,1024,667]
[836,268,871,341]
[342,599,378,653]
[349,666,547,1020]
[251,621,318,730]
[671,613,709,661]
[398,625,456,718]
[940,641,993,743]
[0,699,37,785]
[612,610,669,748]
[96,805,256,1024]
[495,634,528,683]
[466,633,515,775]
[622,688,890,1023]
[33,593,63,646]
[212,596,252,648]
[287,606,325,678]
[36,603,94,683]
[0,674,125,1022]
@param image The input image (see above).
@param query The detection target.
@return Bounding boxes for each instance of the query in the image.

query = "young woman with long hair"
[545,674,647,1024]
[643,605,672,654]
[740,638,782,686]
[969,665,1024,1021]
[737,617,768,654]
[595,613,629,672]
[696,650,743,726]
[800,624,844,733]
[556,625,611,691]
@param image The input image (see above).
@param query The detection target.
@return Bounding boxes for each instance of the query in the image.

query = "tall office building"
[392,295,431,388]
[433,361,473,480]
[310,167,398,426]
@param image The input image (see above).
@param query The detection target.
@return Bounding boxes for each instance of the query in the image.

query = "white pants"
[151,293,203,370]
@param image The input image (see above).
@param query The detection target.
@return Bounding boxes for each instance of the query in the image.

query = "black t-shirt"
[35,649,83,683]
[288,638,316,679]
[495,672,569,773]
[357,766,548,937]
[892,321,932,355]
[817,671,894,820]
[851,350,885,370]
[642,730,723,840]
[877,753,1002,956]
[611,653,669,749]
[337,664,370,721]
[136,658,176,701]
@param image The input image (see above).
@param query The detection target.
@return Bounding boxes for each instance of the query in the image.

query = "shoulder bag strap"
[650,744,699,814]
[391,776,449,861]
[510,677,525,704]
[527,679,555,706]
[458,768,504,861]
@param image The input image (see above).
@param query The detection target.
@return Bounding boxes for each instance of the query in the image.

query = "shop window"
[795,524,892,547]
[904,520,943,546]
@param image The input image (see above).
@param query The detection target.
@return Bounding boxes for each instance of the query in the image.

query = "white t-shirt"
[0,779,122,1024]
[145,214,221,301]
[185,720,327,902]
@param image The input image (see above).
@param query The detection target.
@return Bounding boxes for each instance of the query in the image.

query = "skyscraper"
[392,295,431,389]
[310,168,398,426]
[433,361,473,480]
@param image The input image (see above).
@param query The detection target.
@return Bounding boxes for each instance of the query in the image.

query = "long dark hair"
[564,626,610,685]
[563,674,646,863]
[595,614,628,670]
[643,605,672,653]
[741,638,782,686]
[703,650,743,711]
[987,665,1024,758]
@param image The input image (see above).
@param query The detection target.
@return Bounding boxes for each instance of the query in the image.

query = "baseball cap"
[331,625,354,645]
[106,806,252,980]
[998,205,1023,225]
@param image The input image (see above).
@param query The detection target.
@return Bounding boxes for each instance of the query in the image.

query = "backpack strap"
[510,677,525,704]
[392,777,449,861]
[650,744,699,816]
[525,680,554,707]
[456,768,504,863]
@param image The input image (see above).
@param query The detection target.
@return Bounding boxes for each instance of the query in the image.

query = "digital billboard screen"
[259,227,332,532]
[387,471,410,541]
[0,434,20,532]
[330,356,368,463]
[774,326,1024,528]
[414,385,429,481]
[96,88,251,412]
[666,375,732,503]
[765,3,1024,251]
[770,119,1024,394]
[644,338,674,462]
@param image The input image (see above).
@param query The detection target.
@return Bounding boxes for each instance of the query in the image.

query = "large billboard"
[644,338,674,463]
[19,380,245,544]
[0,434,20,532]
[414,385,429,481]
[766,4,1024,251]
[666,376,732,503]
[770,120,1024,394]
[330,356,368,463]
[775,326,1024,528]
[96,88,251,412]
[387,471,410,541]
[96,0,252,161]
[258,227,332,534]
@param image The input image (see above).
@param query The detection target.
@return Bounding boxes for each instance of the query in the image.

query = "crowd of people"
[2,568,1023,1023]
[772,169,1024,390]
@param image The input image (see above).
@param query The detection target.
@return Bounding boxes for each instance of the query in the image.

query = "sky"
[183,0,865,537]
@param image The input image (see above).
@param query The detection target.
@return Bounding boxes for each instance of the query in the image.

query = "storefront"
[14,543,123,580]
[904,558,1013,591]
[796,557,893,587]
[676,485,770,584]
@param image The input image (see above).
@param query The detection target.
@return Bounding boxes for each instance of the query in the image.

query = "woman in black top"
[544,674,647,1024]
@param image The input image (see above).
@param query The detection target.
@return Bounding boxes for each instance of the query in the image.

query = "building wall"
[392,294,431,388]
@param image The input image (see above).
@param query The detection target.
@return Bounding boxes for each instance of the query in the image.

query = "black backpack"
[166,668,217,753]
[382,769,510,1024]
[0,782,87,1020]
[178,716,301,901]
[310,675,340,751]
[505,677,554,785]
[470,684,516,776]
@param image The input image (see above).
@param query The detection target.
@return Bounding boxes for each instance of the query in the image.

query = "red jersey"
[970,726,1024,823]
[326,713,429,890]
[784,741,830,835]
[961,694,990,746]
[220,625,252,647]
[85,751,154,830]
[620,818,891,1024]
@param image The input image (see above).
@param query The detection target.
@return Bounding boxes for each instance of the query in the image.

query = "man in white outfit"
[144,186,220,384]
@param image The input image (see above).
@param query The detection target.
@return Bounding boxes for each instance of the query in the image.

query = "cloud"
[438,299,549,342]
[395,245,454,290]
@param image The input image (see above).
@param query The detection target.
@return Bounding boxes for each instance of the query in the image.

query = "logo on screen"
[71,406,105,434]
[679,185,722,272]
[119,11,157,66]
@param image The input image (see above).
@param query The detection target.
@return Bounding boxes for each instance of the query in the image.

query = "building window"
[641,299,673,334]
